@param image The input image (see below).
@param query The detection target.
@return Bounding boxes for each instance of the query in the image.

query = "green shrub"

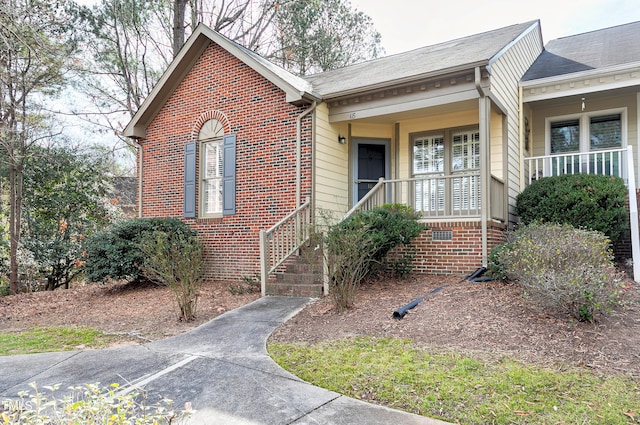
[335,204,426,267]
[493,222,622,322]
[515,174,628,243]
[325,204,426,310]
[84,218,195,283]
[140,231,204,321]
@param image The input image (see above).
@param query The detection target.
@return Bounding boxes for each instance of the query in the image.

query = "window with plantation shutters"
[412,126,481,217]
[452,130,480,212]
[413,134,445,213]
[186,119,236,218]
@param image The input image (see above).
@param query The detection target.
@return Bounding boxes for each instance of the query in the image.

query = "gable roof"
[522,21,640,81]
[124,24,320,139]
[306,20,540,99]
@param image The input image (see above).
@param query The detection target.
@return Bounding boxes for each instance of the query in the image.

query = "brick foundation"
[400,221,506,276]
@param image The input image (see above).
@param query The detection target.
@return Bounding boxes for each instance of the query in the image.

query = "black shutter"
[222,134,236,215]
[184,142,196,218]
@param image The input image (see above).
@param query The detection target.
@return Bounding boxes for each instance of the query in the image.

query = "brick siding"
[409,221,506,276]
[140,42,312,280]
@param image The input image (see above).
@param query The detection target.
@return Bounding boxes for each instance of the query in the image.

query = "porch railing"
[343,172,506,222]
[524,147,627,186]
[259,198,312,296]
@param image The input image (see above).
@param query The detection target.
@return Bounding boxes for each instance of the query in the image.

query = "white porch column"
[479,95,491,266]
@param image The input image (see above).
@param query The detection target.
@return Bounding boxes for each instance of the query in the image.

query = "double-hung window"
[548,110,625,177]
[412,127,480,216]
[183,118,236,218]
[202,139,223,215]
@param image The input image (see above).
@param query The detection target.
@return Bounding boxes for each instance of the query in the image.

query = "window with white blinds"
[412,128,480,214]
[413,134,445,212]
[199,119,225,216]
[203,141,223,214]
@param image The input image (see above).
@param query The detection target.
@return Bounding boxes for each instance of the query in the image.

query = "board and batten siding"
[487,22,544,224]
[314,102,350,220]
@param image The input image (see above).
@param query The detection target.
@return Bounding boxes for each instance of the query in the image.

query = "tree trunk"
[8,143,24,295]
[172,0,187,58]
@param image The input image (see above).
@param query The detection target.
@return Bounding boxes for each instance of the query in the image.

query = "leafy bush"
[492,222,622,322]
[325,204,426,310]
[0,382,191,424]
[515,174,628,243]
[336,204,426,267]
[84,218,195,283]
[140,231,204,321]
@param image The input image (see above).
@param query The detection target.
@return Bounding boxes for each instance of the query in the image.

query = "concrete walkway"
[0,296,451,424]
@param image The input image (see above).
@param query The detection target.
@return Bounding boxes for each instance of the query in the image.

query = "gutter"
[127,137,143,218]
[296,101,317,207]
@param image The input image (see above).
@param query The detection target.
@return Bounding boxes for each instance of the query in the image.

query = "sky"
[349,0,640,55]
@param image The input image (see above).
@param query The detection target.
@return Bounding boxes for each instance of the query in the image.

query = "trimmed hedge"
[84,218,196,283]
[515,174,627,242]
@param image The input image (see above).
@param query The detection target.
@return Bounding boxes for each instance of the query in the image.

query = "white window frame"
[545,107,627,155]
[199,119,225,218]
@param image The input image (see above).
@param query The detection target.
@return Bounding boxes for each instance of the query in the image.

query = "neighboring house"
[520,21,640,276]
[111,176,138,218]
[124,19,638,295]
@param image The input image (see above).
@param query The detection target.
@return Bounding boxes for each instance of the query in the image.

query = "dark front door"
[357,143,386,201]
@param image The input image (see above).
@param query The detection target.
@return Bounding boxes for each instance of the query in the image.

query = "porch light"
[338,135,346,144]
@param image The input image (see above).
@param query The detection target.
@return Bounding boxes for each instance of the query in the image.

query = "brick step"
[275,271,321,285]
[284,261,322,275]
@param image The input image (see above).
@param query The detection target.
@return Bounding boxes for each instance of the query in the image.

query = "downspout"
[296,101,317,207]
[129,138,143,218]
[475,67,489,267]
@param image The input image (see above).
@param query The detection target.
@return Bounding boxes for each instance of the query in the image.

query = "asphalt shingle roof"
[522,21,640,81]
[305,21,539,98]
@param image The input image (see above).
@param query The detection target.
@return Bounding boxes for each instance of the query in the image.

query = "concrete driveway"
[0,296,450,424]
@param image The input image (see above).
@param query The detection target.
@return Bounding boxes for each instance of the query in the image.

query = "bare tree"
[0,0,76,294]
[272,0,383,75]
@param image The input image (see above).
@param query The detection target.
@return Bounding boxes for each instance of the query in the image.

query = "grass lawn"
[0,326,116,356]
[269,337,640,425]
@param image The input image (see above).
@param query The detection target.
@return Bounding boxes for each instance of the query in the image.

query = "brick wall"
[409,221,506,276]
[141,42,312,281]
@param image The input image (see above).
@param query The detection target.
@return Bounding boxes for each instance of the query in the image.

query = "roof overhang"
[123,24,321,139]
[521,61,640,103]
[325,66,490,123]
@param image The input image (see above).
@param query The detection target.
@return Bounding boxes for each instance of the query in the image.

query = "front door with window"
[354,140,390,203]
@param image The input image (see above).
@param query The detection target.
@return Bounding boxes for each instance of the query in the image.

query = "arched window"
[199,119,225,216]
[184,118,236,218]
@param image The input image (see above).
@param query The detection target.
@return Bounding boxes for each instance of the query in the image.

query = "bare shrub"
[495,223,623,322]
[140,231,204,321]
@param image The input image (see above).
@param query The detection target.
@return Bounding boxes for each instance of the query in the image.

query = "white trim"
[521,61,640,88]
[637,92,640,187]
[544,107,628,155]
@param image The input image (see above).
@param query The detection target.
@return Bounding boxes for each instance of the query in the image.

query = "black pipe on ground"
[392,285,446,320]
